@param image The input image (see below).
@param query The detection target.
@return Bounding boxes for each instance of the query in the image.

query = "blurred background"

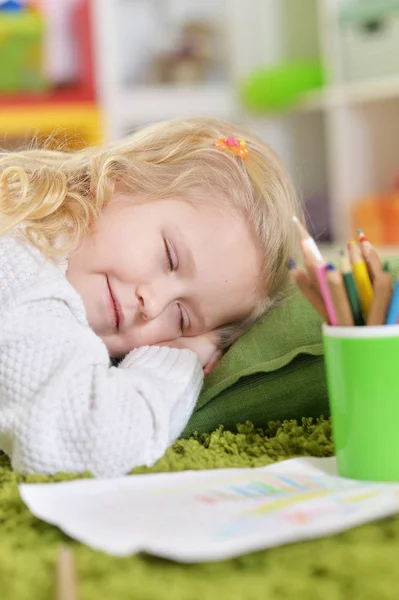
[1,0,399,247]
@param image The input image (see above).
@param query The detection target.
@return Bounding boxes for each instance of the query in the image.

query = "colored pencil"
[292,216,324,263]
[288,259,330,322]
[289,218,395,328]
[325,264,354,326]
[367,269,392,326]
[358,229,382,281]
[347,241,373,317]
[292,216,325,293]
[316,264,338,326]
[386,278,399,324]
[298,240,322,292]
[56,547,78,600]
[339,251,365,326]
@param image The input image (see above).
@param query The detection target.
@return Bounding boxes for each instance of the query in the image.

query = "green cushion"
[184,254,399,436]
[183,289,329,436]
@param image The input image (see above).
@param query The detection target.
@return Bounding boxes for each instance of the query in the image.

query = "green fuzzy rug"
[2,418,399,600]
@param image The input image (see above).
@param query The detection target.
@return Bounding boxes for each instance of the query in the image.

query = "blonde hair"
[0,117,302,349]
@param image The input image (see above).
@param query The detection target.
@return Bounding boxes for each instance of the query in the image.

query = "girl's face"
[66,193,261,357]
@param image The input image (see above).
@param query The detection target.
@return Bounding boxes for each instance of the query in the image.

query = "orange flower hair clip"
[214,136,248,159]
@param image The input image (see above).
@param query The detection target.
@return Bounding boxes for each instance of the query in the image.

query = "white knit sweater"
[0,235,203,477]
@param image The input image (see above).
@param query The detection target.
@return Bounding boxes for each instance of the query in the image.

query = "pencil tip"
[288,258,296,270]
[358,228,367,242]
[358,228,363,234]
[326,263,335,271]
[292,215,298,223]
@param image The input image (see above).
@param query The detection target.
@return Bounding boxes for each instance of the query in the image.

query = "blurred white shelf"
[295,88,327,113]
[327,75,399,107]
[295,74,399,114]
[91,0,238,138]
[119,84,238,125]
[92,0,399,243]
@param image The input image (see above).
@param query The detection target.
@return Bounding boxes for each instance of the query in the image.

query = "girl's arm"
[0,308,203,477]
[157,333,223,375]
[0,237,203,477]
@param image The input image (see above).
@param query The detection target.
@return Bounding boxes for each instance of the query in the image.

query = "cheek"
[120,310,181,351]
[106,237,156,283]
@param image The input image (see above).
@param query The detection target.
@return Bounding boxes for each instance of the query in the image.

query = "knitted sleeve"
[0,236,203,477]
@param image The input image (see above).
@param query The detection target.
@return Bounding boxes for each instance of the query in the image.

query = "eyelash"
[164,239,176,272]
[164,239,186,333]
[177,303,184,334]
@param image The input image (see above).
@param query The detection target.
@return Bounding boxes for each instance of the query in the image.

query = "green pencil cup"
[323,324,399,482]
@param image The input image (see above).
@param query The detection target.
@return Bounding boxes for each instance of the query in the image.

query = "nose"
[136,281,177,321]
[136,292,148,321]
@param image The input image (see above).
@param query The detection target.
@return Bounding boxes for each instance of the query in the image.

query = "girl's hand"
[158,333,222,374]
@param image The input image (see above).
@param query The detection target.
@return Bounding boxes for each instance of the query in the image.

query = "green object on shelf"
[0,10,48,93]
[240,61,324,113]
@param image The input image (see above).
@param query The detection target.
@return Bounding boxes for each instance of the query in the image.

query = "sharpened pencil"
[386,278,399,325]
[288,259,329,322]
[316,264,338,326]
[348,240,373,317]
[299,240,323,292]
[358,228,382,282]
[326,264,354,326]
[292,216,324,264]
[340,251,365,326]
[367,269,392,326]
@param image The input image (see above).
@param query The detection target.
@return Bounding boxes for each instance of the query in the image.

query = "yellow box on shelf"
[0,103,103,148]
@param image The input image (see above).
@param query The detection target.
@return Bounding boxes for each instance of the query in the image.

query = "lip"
[106,277,124,330]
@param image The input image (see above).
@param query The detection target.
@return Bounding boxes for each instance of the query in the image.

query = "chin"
[105,342,125,358]
[95,334,120,358]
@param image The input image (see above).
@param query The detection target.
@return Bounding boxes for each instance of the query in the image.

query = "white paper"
[19,457,399,562]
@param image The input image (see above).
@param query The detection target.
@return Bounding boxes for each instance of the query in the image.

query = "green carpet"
[1,418,399,600]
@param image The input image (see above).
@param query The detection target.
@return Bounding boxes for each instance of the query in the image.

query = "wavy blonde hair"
[0,117,302,349]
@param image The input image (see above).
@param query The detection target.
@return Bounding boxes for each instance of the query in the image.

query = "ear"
[203,349,223,376]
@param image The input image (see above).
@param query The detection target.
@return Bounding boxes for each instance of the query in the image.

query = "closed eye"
[177,302,190,334]
[178,303,184,333]
[164,238,178,272]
